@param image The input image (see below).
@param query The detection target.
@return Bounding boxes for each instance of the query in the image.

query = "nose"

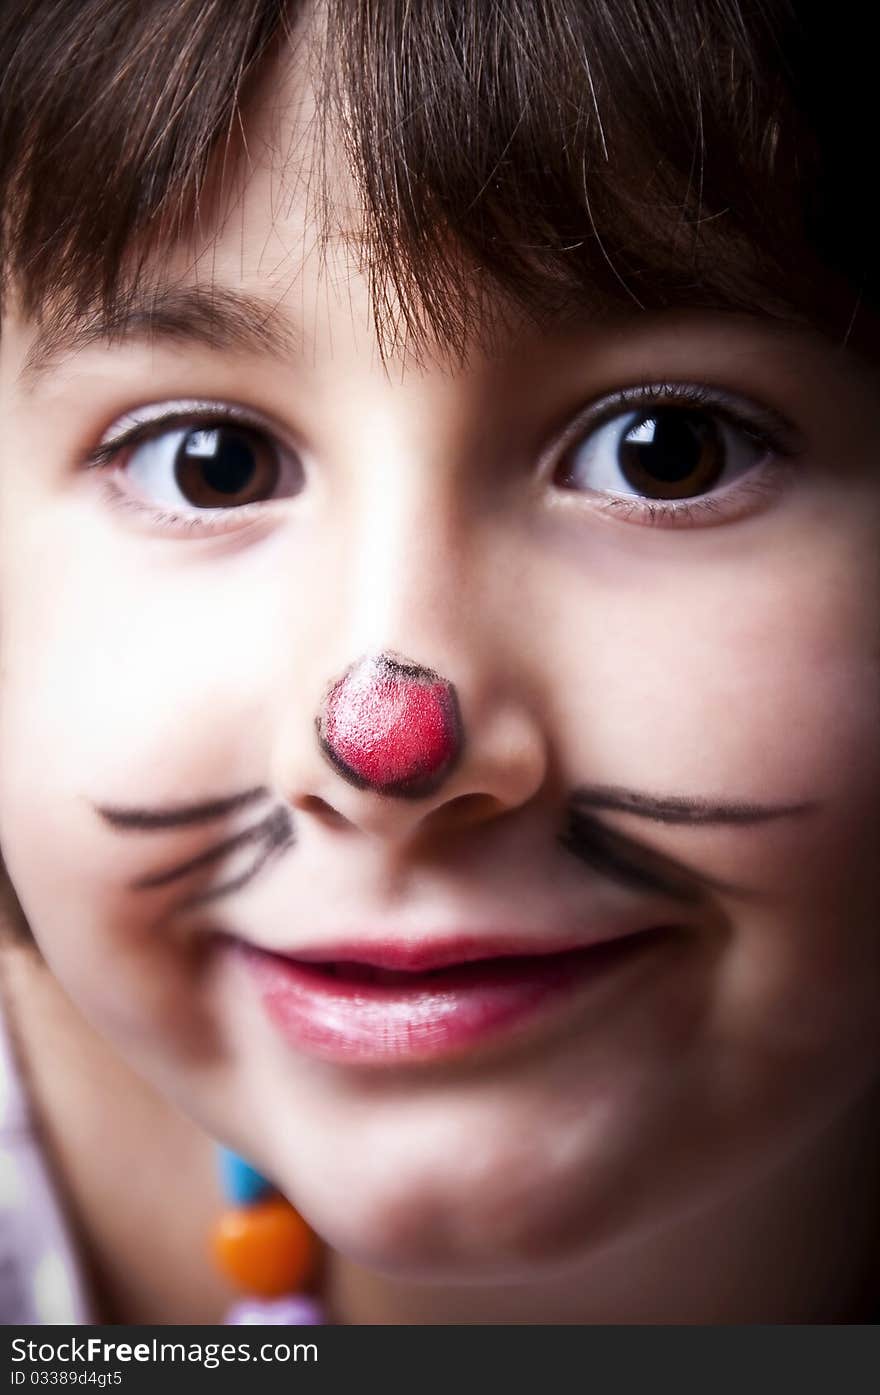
[269,391,549,848]
[283,641,547,846]
[317,652,463,799]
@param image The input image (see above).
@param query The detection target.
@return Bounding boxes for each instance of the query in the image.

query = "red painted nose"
[316,654,462,797]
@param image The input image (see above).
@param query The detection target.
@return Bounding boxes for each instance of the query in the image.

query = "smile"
[227,927,683,1066]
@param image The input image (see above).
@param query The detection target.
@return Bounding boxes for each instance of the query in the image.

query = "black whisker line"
[571,787,821,826]
[560,810,703,904]
[131,810,285,890]
[94,785,270,831]
[177,814,295,911]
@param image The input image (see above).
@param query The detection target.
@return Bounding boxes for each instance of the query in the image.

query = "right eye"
[121,421,299,512]
[87,404,307,527]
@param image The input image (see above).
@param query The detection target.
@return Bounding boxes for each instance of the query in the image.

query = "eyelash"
[550,382,798,529]
[86,403,287,538]
[85,383,799,537]
[96,479,253,537]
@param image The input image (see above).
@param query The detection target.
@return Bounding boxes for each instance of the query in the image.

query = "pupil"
[179,428,257,496]
[621,411,718,490]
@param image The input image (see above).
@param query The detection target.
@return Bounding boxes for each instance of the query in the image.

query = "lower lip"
[232,931,673,1065]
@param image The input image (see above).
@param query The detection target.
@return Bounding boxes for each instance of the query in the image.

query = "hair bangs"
[0,1,874,359]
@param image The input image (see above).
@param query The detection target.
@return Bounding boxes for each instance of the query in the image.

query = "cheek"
[544,510,880,1058]
[554,520,878,788]
[547,495,880,838]
[0,483,310,798]
[0,510,288,1052]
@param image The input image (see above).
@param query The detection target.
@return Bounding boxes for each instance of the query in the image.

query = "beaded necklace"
[211,1148,329,1325]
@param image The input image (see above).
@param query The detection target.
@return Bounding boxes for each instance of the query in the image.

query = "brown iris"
[173,425,280,508]
[618,410,725,500]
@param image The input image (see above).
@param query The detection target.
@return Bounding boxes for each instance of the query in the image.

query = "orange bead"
[210,1198,318,1297]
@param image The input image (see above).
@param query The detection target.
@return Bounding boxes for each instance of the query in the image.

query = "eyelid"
[84,398,293,469]
[547,381,804,466]
[544,379,805,531]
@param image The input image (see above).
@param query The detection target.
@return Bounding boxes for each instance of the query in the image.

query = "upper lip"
[244,927,667,973]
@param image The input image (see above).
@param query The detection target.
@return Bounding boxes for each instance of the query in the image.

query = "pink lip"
[229,927,676,1066]
[276,933,616,972]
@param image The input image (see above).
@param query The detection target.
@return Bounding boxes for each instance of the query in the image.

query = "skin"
[1,40,880,1322]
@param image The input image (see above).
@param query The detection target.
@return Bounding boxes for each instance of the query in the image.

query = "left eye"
[120,422,295,510]
[557,405,766,507]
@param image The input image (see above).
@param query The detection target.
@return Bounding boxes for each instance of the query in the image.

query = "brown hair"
[0,0,875,359]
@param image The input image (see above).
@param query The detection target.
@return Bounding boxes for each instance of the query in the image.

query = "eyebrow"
[21,285,303,388]
[571,786,822,826]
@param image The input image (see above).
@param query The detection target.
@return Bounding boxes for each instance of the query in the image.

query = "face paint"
[316,653,463,798]
[559,787,823,902]
[569,785,822,826]
[95,786,270,829]
[93,791,294,909]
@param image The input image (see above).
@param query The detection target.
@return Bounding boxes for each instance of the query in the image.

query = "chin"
[263,1126,637,1284]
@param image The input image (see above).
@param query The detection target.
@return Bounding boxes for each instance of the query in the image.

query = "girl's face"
[1,57,879,1281]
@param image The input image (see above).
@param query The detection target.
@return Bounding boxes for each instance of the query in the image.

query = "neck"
[2,937,878,1325]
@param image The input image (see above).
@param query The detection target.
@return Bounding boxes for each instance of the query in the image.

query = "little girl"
[1,0,879,1324]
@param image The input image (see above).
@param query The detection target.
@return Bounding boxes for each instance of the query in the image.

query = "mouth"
[229,927,681,1066]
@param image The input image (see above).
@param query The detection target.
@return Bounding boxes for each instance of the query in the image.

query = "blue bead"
[216,1146,273,1205]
